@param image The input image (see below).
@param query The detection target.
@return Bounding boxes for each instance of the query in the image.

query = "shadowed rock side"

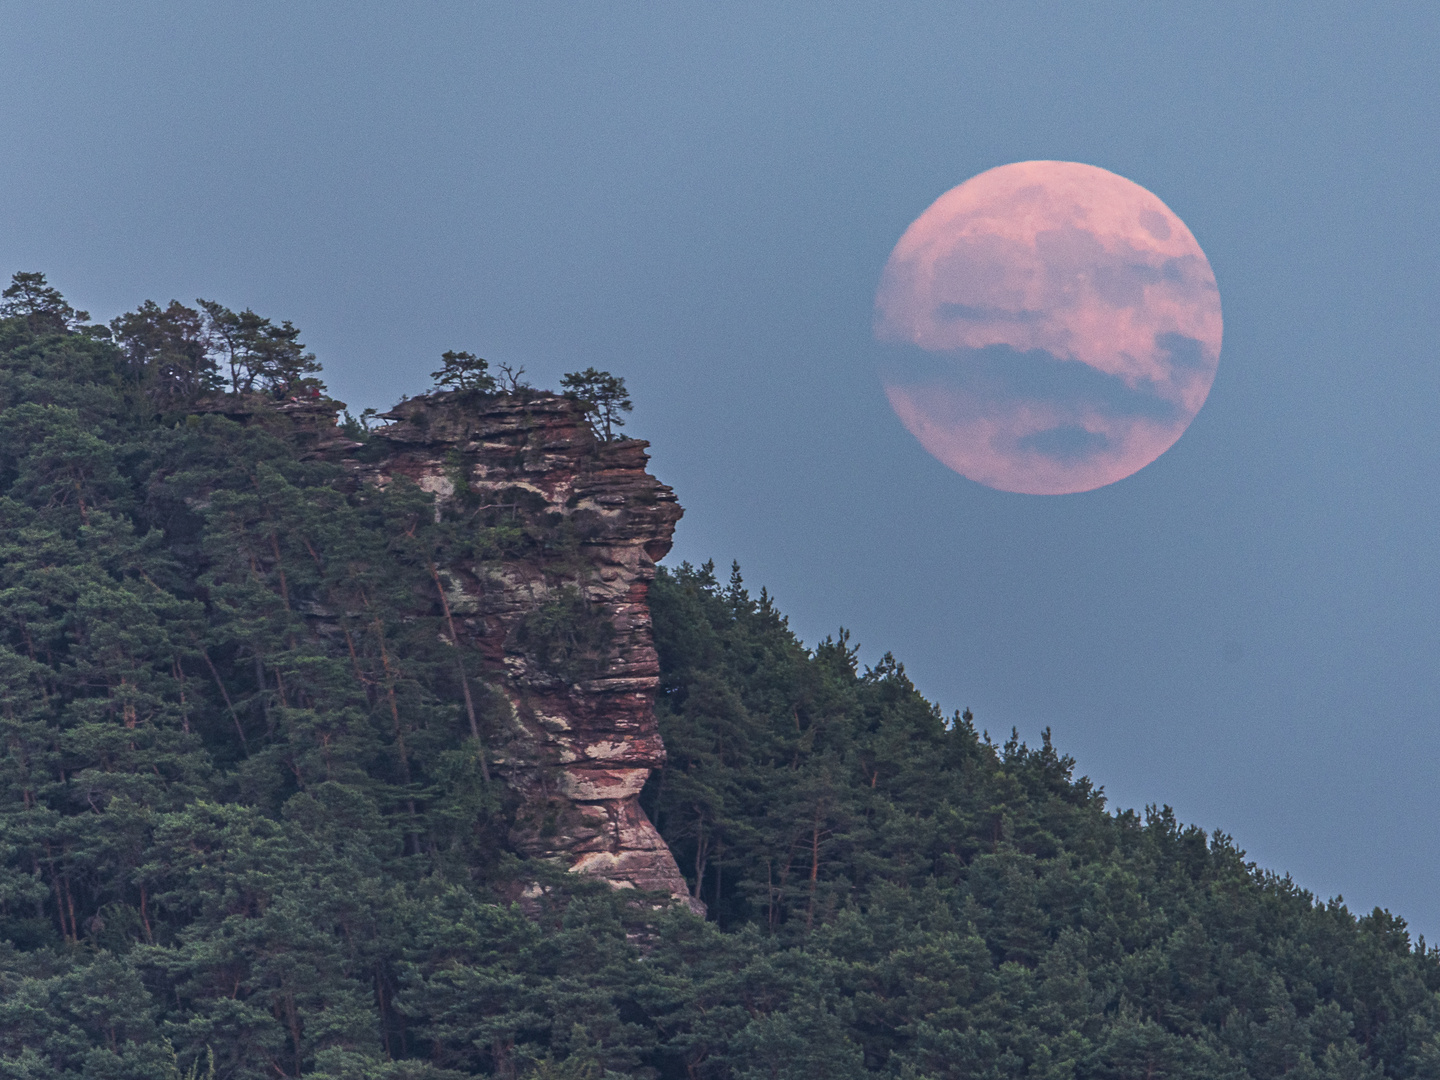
[354,391,702,913]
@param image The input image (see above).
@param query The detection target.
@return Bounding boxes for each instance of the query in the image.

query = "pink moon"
[874,161,1222,495]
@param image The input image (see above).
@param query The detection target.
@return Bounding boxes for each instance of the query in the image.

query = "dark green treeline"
[0,275,1438,1080]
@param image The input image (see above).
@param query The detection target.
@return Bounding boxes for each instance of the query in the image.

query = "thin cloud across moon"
[875,161,1222,495]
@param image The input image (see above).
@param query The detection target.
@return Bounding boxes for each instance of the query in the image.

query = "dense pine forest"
[1,272,1438,1079]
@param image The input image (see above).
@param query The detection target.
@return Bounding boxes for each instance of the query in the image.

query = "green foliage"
[2,274,1440,1079]
[195,299,324,397]
[432,351,497,394]
[1,272,91,335]
[342,407,382,440]
[111,300,222,405]
[165,1039,217,1080]
[560,369,631,441]
[638,561,1440,1078]
[507,587,615,684]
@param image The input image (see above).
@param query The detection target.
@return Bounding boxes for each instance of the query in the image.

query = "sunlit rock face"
[353,391,701,913]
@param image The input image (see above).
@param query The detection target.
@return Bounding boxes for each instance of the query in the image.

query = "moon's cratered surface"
[875,161,1222,495]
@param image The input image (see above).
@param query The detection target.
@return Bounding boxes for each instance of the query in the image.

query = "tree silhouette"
[431,350,497,392]
[560,367,632,440]
[110,299,220,402]
[196,299,323,397]
[1,271,89,334]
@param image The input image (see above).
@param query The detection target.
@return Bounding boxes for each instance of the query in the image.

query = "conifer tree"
[431,350,497,393]
[111,300,219,403]
[560,367,632,441]
[4,273,1440,1079]
[196,300,323,397]
[0,271,90,334]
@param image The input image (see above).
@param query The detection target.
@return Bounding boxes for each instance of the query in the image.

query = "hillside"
[0,274,1437,1080]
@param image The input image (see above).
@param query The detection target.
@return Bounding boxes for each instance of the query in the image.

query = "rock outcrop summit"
[348,390,699,912]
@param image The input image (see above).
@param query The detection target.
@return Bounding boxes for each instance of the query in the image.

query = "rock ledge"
[356,390,701,913]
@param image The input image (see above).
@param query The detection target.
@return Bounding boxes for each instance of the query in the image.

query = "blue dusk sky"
[3,4,1439,934]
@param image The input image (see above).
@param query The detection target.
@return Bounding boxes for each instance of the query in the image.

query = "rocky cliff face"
[348,390,700,912]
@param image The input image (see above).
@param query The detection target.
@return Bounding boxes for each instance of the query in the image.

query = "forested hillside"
[1,273,1438,1080]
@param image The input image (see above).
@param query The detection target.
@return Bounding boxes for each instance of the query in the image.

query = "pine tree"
[560,368,632,441]
[430,350,496,393]
[1,272,90,335]
[111,300,220,404]
[196,300,324,397]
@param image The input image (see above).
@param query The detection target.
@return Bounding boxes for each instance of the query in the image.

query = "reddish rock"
[354,390,702,913]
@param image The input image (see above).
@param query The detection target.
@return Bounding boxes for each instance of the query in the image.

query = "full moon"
[874,161,1222,495]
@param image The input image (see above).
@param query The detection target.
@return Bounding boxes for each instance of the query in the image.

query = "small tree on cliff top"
[561,367,632,441]
[196,299,324,397]
[431,350,497,392]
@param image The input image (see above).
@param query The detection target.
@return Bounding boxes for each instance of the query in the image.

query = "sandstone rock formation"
[352,390,701,913]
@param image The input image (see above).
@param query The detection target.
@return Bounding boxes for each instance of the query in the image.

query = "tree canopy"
[561,367,632,441]
[0,271,91,335]
[0,272,1437,1080]
[431,350,497,393]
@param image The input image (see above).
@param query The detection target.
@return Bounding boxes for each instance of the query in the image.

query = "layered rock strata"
[352,391,700,912]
